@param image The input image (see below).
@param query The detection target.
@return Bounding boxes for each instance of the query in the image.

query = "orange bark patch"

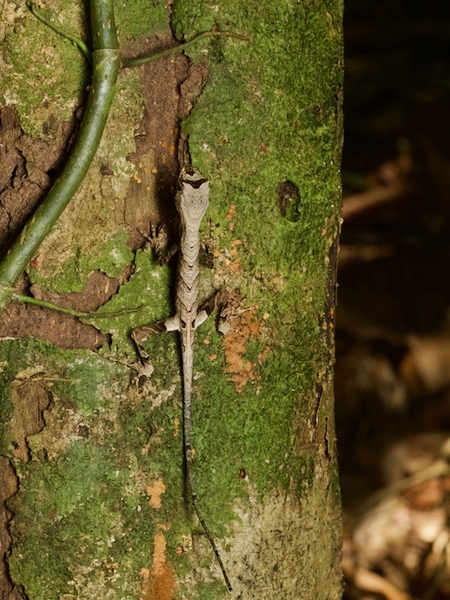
[224,239,243,274]
[141,528,177,600]
[223,305,267,393]
[226,204,237,222]
[227,257,241,274]
[146,477,166,509]
[229,239,242,256]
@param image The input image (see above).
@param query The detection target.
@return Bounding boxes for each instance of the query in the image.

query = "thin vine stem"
[122,29,250,68]
[26,1,249,68]
[26,1,92,63]
[11,293,143,319]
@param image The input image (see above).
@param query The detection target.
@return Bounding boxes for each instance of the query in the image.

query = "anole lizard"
[132,166,232,592]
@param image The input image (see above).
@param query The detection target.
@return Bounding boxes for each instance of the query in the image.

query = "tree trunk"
[0,0,343,598]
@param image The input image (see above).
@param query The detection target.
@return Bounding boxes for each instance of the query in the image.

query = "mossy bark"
[0,0,343,598]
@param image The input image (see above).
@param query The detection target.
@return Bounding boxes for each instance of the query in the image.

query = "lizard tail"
[185,444,233,592]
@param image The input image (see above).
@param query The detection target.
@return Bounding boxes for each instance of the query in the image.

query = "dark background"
[337,1,450,598]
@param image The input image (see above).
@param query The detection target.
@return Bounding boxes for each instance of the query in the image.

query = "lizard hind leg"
[131,319,171,377]
[193,309,208,329]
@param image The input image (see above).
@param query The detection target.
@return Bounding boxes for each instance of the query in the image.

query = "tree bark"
[0,0,343,598]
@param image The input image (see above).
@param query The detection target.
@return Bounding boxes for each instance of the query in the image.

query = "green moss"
[6,334,240,597]
[6,336,180,598]
[28,230,134,293]
[0,338,68,454]
[114,0,168,42]
[188,321,307,504]
[172,0,342,265]
[182,578,228,600]
[58,351,118,416]
[1,1,88,138]
[0,342,19,453]
[3,325,238,597]
[91,246,174,356]
[9,440,154,599]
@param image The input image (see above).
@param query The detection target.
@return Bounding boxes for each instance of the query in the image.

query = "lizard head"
[176,167,210,225]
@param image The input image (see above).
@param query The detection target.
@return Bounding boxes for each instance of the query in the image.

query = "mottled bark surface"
[0,0,343,598]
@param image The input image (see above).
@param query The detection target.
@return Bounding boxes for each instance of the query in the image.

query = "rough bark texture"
[0,0,343,598]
